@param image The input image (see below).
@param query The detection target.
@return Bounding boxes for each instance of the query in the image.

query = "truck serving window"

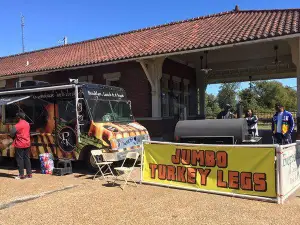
[5,104,19,124]
[4,99,35,124]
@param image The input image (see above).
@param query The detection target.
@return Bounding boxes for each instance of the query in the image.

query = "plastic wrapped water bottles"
[39,153,54,174]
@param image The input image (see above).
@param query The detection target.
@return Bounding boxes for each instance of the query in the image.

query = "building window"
[103,72,121,86]
[78,75,93,83]
[172,76,182,116]
[183,79,190,116]
[161,74,170,117]
[110,80,120,87]
[20,76,33,81]
[0,80,6,90]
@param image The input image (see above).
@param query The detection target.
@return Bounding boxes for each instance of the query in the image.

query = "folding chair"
[113,152,139,190]
[91,150,115,181]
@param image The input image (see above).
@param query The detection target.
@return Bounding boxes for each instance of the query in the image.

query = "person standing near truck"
[10,112,32,179]
[272,103,294,145]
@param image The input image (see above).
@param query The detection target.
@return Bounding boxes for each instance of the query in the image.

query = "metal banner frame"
[276,141,300,204]
[141,141,280,203]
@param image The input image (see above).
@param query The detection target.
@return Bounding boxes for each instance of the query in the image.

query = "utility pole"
[21,14,25,53]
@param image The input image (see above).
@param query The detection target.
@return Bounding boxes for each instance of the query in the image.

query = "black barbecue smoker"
[174,118,262,145]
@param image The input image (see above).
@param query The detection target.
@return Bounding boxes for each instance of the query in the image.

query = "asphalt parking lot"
[1,160,300,225]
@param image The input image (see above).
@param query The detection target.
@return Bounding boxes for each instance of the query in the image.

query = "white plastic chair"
[91,150,115,181]
[113,152,139,190]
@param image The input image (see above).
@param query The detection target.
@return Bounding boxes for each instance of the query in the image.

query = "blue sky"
[0,0,299,94]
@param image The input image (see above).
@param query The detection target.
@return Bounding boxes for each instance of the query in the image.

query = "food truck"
[0,80,150,170]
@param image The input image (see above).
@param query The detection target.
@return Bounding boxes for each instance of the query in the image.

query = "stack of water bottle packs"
[39,153,54,174]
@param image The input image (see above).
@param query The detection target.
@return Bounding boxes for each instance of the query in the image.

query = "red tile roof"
[0,8,300,77]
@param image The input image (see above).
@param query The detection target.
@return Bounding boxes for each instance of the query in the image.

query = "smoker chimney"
[234,5,240,12]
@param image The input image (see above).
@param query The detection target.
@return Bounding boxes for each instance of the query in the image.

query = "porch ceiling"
[169,38,297,83]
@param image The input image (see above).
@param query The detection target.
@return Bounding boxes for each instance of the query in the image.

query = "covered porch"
[138,35,300,140]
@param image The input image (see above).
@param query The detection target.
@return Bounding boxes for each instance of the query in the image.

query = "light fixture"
[200,56,203,69]
[201,51,212,74]
[272,45,281,65]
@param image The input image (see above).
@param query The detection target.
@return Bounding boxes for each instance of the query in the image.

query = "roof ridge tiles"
[1,8,299,61]
[0,11,235,60]
[0,8,300,76]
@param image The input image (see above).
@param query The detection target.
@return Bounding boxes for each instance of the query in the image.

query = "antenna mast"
[21,14,25,53]
[63,36,67,45]
[58,36,68,45]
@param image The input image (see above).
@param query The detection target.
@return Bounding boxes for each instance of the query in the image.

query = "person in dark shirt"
[217,104,235,119]
[10,112,32,180]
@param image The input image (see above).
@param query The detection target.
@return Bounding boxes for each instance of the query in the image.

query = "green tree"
[205,93,220,118]
[253,81,297,111]
[239,88,259,112]
[217,83,240,109]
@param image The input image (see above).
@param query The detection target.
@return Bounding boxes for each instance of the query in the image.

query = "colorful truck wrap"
[0,82,149,169]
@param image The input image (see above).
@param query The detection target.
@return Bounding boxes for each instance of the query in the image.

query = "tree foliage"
[251,81,296,111]
[239,88,259,112]
[217,83,240,109]
[205,94,220,118]
[205,80,297,118]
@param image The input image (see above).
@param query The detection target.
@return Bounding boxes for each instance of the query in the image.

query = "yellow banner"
[142,142,276,198]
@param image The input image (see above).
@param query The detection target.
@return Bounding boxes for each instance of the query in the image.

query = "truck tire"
[85,149,103,172]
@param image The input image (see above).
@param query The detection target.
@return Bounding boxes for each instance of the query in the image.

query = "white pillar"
[139,57,165,118]
[296,39,300,137]
[196,66,207,119]
[290,37,300,137]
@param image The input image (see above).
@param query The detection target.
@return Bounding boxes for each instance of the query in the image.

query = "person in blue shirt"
[272,102,294,145]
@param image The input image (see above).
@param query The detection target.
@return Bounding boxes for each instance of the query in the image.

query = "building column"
[139,57,165,118]
[196,66,207,119]
[290,37,300,138]
[296,39,300,138]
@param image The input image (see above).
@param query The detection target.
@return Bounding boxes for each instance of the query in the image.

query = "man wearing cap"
[217,104,235,119]
[10,112,32,179]
[272,103,294,145]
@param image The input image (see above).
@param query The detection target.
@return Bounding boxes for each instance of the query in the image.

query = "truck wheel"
[85,149,102,172]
